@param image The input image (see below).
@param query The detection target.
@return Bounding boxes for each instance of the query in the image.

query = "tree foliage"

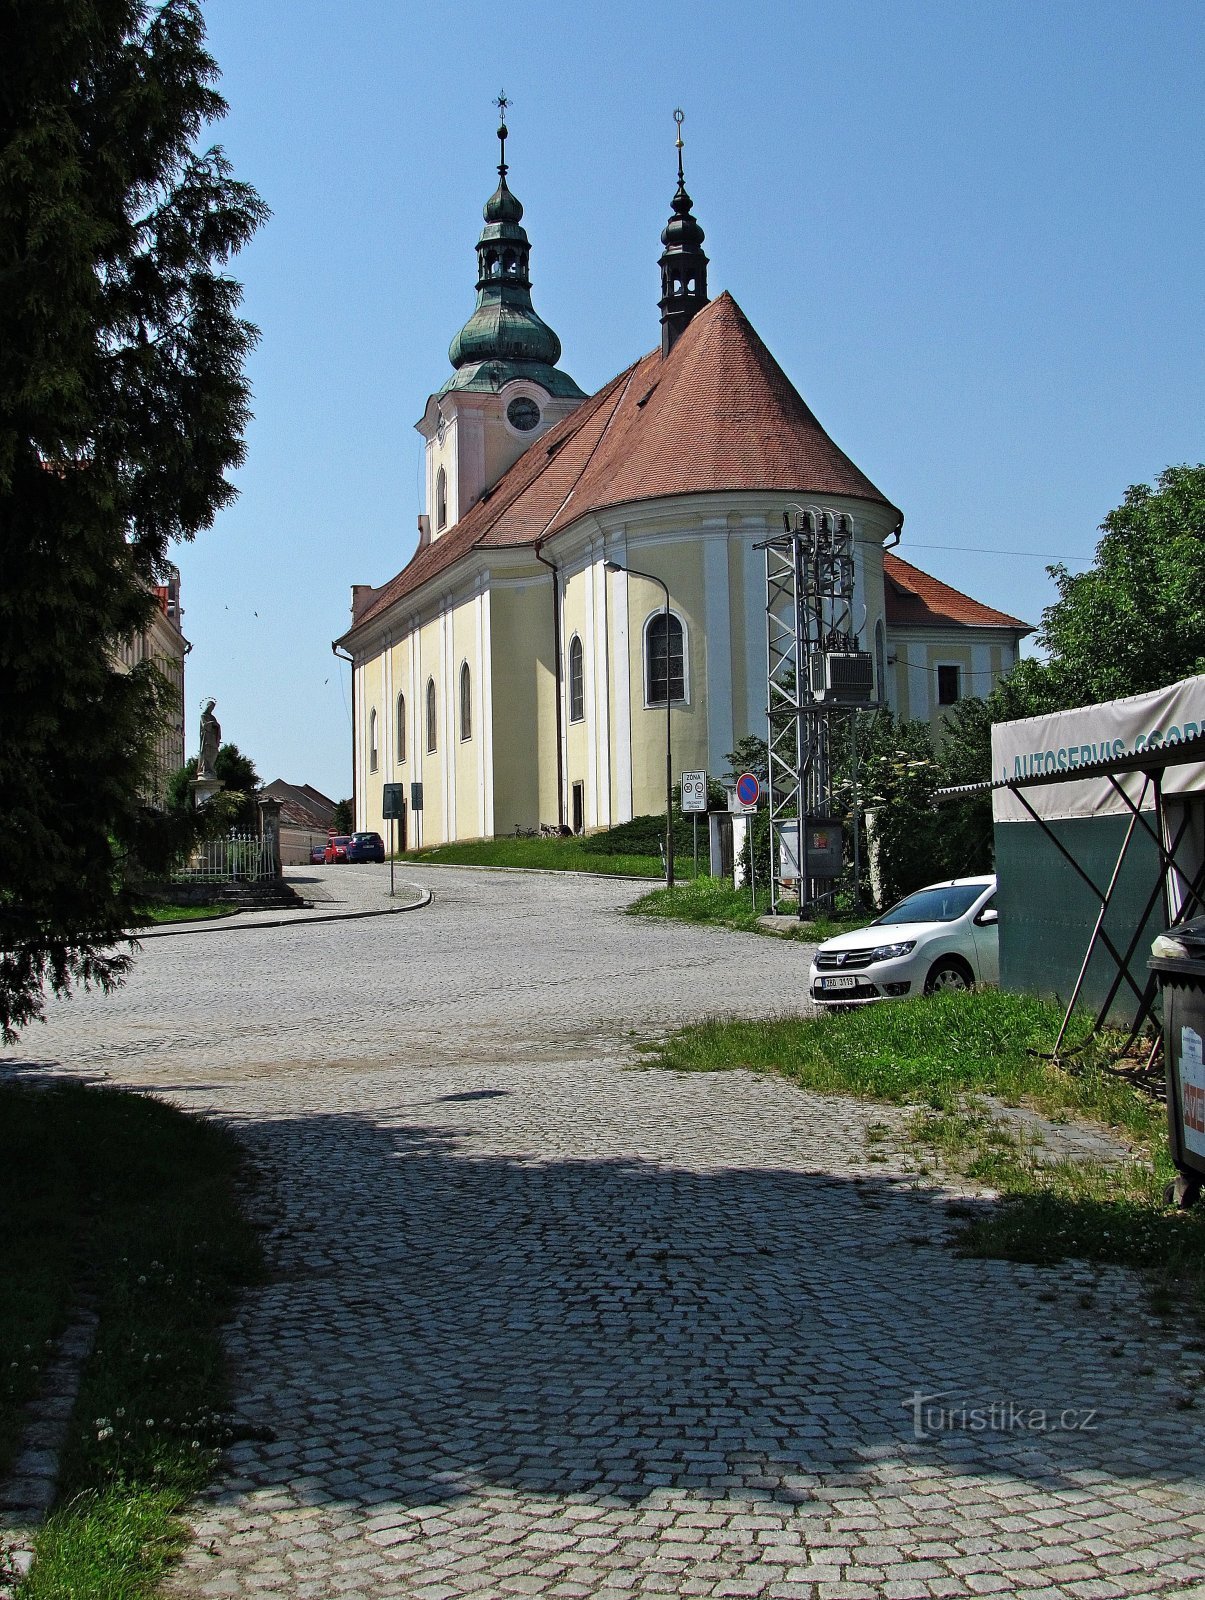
[921,463,1205,817]
[0,1,267,1040]
[166,742,262,833]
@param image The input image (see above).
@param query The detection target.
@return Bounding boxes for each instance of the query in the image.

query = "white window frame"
[426,676,438,753]
[567,632,585,724]
[641,608,690,709]
[936,661,962,707]
[459,660,472,743]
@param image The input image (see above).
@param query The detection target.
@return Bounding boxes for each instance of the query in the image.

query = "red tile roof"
[342,293,900,639]
[884,552,1031,632]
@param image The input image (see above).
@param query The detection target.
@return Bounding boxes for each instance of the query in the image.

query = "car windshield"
[874,883,986,926]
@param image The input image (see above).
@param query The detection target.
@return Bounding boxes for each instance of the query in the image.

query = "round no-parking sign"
[735,772,761,808]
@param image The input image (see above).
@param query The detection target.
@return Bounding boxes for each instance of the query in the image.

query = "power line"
[903,541,1091,560]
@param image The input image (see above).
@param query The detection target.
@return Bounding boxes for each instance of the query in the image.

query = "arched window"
[426,677,437,753]
[369,707,379,773]
[568,634,584,723]
[435,467,447,531]
[395,692,406,764]
[459,662,472,741]
[644,611,686,706]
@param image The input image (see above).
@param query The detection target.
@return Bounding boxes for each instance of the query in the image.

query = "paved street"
[5,866,1205,1599]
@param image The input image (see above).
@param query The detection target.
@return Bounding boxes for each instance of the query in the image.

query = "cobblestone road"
[5,866,1205,1598]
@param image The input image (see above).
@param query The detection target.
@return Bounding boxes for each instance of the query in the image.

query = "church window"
[460,662,472,741]
[426,677,437,753]
[435,467,447,531]
[937,664,961,706]
[568,634,584,723]
[396,693,406,763]
[644,612,686,707]
[369,708,379,773]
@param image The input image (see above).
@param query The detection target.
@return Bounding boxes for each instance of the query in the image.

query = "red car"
[323,835,351,864]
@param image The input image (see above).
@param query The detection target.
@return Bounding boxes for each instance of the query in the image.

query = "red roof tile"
[884,552,1031,632]
[342,293,901,638]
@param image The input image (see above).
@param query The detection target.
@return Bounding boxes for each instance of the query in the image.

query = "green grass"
[628,875,870,942]
[0,1082,263,1599]
[131,903,237,925]
[409,834,664,876]
[647,990,1205,1309]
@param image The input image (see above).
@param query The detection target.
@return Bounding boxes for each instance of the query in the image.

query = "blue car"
[346,830,385,863]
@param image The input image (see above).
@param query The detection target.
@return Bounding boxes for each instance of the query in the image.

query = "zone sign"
[681,771,708,814]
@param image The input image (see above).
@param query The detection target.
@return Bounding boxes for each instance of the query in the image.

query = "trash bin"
[1149,915,1205,1209]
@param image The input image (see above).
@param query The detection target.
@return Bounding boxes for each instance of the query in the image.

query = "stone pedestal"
[191,773,222,808]
[257,796,283,880]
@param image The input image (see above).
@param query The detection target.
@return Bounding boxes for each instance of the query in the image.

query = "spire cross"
[673,107,685,186]
[495,90,510,181]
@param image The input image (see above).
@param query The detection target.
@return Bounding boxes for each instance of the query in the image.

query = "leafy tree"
[333,798,354,834]
[1037,464,1205,705]
[925,463,1205,817]
[0,1,266,1041]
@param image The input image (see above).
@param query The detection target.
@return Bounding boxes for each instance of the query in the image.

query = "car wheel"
[925,957,974,996]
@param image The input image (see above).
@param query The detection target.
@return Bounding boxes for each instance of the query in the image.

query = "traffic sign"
[681,771,708,814]
[410,782,424,812]
[735,771,761,808]
[382,783,405,820]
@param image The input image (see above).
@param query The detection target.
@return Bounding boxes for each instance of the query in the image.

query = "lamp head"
[604,560,624,574]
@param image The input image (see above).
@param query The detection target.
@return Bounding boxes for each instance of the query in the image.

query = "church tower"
[658,110,709,357]
[416,99,585,544]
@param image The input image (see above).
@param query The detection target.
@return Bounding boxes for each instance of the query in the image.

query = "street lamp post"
[604,560,674,889]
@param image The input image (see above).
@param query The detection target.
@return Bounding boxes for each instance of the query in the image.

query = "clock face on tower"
[506,396,541,432]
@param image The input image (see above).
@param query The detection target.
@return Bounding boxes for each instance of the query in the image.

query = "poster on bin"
[1182,1027,1205,1160]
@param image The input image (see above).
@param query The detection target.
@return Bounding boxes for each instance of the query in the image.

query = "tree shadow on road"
[195,1104,1204,1520]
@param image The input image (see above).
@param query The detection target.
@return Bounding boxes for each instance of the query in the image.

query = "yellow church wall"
[560,564,592,829]
[489,584,545,834]
[622,539,709,821]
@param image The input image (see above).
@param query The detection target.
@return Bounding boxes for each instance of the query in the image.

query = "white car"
[809,875,998,1008]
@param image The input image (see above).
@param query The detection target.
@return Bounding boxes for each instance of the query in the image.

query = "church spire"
[658,108,709,358]
[441,97,584,400]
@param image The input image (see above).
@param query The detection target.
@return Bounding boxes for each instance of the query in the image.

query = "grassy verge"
[0,1081,262,1599]
[131,903,237,925]
[628,875,870,941]
[409,835,664,876]
[648,991,1205,1310]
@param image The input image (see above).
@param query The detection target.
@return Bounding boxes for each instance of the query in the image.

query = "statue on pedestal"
[198,698,221,778]
[192,698,223,808]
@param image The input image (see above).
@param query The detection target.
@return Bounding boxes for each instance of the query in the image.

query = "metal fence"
[171,833,277,883]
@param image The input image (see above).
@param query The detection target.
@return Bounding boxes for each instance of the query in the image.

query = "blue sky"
[181,0,1204,798]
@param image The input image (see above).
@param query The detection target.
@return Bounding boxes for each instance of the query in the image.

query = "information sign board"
[681,771,708,814]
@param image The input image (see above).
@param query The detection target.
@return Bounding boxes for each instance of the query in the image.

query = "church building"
[336,115,1029,845]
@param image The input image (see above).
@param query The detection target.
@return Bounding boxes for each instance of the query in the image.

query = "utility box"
[1150,922,1205,1206]
[779,819,845,881]
[709,812,734,881]
[808,651,874,704]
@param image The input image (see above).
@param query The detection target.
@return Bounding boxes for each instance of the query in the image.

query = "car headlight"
[868,940,917,963]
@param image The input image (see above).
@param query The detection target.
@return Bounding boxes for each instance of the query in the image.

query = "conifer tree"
[0,0,267,1039]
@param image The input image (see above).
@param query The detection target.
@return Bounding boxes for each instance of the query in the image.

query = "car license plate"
[821,975,858,990]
